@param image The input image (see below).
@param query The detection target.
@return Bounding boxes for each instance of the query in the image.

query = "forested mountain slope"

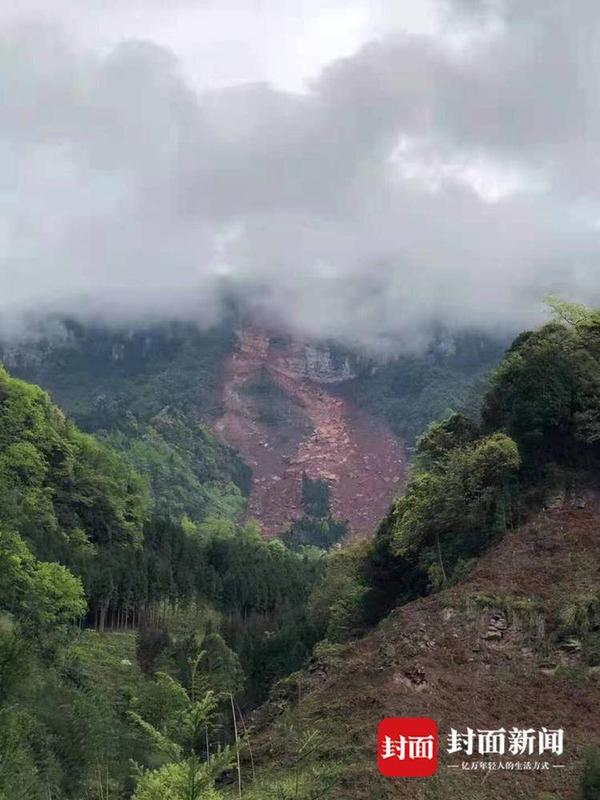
[1,318,504,538]
[5,304,598,799]
[0,365,324,798]
[1,319,251,525]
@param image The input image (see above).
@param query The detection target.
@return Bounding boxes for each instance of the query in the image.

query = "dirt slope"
[212,328,405,537]
[249,504,600,799]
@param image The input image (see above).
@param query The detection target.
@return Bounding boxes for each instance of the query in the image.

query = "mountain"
[3,304,600,798]
[0,319,252,525]
[0,363,324,797]
[1,318,504,538]
[229,305,600,800]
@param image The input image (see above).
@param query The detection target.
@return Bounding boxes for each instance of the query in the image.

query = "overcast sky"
[2,0,600,352]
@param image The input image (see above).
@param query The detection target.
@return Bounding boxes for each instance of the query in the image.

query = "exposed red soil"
[252,505,600,799]
[212,328,405,537]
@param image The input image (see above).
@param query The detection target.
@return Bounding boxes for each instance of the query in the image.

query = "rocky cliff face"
[212,327,404,537]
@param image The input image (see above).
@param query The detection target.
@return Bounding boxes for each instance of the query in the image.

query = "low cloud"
[2,1,600,353]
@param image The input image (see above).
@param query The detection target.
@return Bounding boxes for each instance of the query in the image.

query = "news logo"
[378,719,565,777]
[377,717,438,777]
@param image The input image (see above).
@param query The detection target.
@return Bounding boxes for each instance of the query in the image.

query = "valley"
[2,5,599,798]
[3,310,600,800]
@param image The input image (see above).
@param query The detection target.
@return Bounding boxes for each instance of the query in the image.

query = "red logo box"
[378,717,438,777]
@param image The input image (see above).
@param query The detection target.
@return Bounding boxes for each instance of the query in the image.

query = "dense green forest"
[281,474,349,551]
[344,331,507,447]
[0,365,323,798]
[1,319,251,525]
[3,303,600,798]
[315,301,600,644]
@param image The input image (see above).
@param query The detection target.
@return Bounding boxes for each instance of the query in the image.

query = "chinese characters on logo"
[377,718,438,777]
[447,727,564,756]
[378,719,564,778]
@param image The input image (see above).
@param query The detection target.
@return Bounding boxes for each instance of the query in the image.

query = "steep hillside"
[2,319,503,539]
[0,319,251,523]
[0,318,234,425]
[344,331,508,447]
[0,365,323,798]
[244,502,600,800]
[212,328,405,537]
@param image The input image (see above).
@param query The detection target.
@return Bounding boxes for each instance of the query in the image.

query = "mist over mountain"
[6,5,600,798]
[3,0,600,353]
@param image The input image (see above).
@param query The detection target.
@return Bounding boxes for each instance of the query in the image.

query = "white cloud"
[2,1,600,352]
[0,0,439,92]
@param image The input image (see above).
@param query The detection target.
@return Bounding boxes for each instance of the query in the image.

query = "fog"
[2,0,600,353]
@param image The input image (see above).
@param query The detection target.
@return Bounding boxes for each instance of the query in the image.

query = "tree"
[392,433,520,561]
[361,430,521,619]
[415,412,479,469]
[131,666,232,800]
[481,324,581,469]
[482,307,600,472]
[301,474,331,519]
[310,544,369,642]
[0,528,86,638]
